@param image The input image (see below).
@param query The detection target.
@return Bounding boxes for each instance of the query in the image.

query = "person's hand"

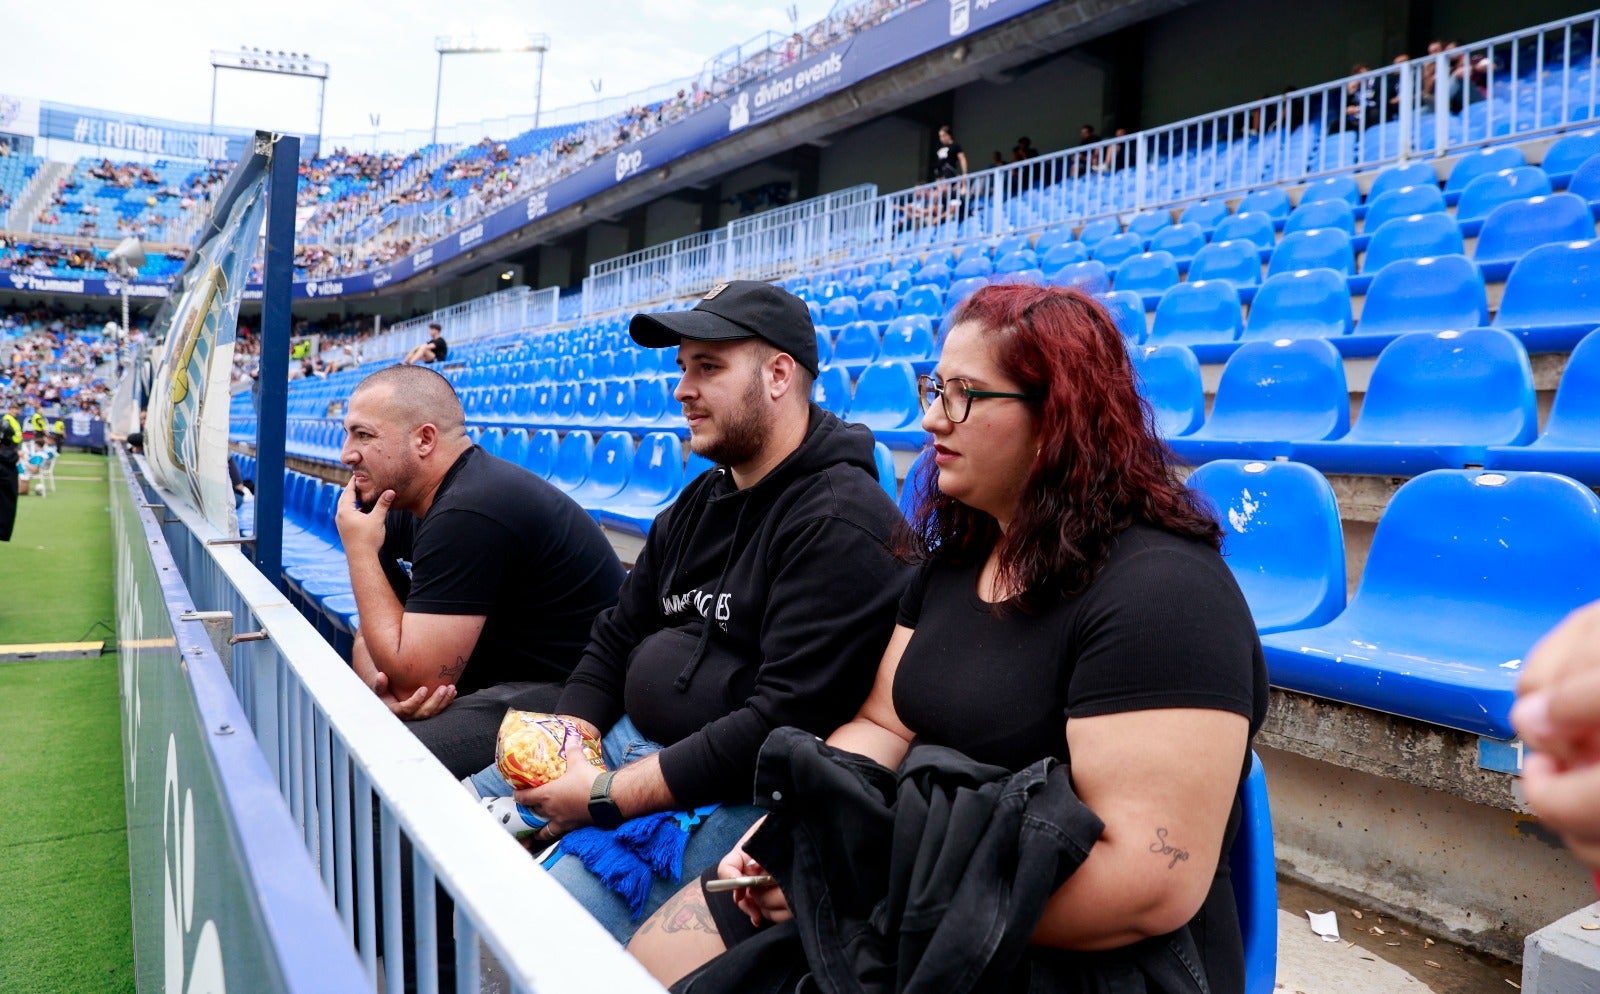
[1512,601,1600,870]
[512,724,601,838]
[335,479,391,553]
[717,816,790,926]
[368,670,455,720]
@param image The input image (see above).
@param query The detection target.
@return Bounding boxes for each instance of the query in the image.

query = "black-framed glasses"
[916,374,1038,424]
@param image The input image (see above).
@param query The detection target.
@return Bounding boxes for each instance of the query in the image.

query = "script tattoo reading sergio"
[438,655,467,682]
[1149,828,1190,869]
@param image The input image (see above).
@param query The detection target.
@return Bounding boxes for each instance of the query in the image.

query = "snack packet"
[495,710,605,790]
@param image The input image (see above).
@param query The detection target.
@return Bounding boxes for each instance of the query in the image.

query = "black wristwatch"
[588,770,625,830]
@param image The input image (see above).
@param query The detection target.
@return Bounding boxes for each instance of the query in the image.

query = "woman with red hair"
[630,283,1268,991]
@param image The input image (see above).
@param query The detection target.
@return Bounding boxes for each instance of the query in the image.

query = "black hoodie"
[557,406,910,807]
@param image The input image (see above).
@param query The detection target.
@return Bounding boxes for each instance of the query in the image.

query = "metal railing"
[137,453,663,994]
[355,285,561,364]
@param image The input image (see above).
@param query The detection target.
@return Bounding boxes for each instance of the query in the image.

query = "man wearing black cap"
[495,280,909,941]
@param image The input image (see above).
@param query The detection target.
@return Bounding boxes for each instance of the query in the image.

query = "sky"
[3,0,842,149]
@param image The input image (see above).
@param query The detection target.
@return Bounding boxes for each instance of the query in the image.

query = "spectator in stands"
[1513,601,1600,871]
[403,323,448,364]
[463,281,908,943]
[0,399,20,541]
[1071,123,1102,178]
[930,124,967,181]
[334,363,626,777]
[632,284,1267,992]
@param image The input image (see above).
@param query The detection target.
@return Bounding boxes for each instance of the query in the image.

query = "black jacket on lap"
[673,728,1213,994]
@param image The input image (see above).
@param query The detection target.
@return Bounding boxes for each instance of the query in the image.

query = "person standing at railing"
[463,281,909,944]
[335,363,626,778]
[931,124,967,181]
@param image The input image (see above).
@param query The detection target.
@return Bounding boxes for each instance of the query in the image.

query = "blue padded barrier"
[1130,344,1204,437]
[1240,268,1354,343]
[1167,338,1349,464]
[1187,459,1347,635]
[1486,327,1600,484]
[1492,238,1600,352]
[1260,469,1600,739]
[1290,328,1535,475]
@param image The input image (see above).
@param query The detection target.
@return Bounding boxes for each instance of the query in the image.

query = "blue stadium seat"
[1356,213,1464,292]
[1491,239,1600,353]
[1284,198,1356,238]
[1179,200,1230,233]
[1233,752,1278,994]
[568,430,635,512]
[812,365,852,418]
[500,428,530,468]
[1078,217,1123,247]
[873,442,898,501]
[575,382,605,425]
[1092,231,1147,268]
[947,275,989,309]
[548,430,594,493]
[1113,251,1181,305]
[1291,328,1535,474]
[1185,239,1262,301]
[1148,222,1208,268]
[1267,228,1354,279]
[1236,188,1292,225]
[1033,228,1074,254]
[892,283,944,322]
[1543,133,1600,188]
[526,429,560,478]
[896,446,934,522]
[850,360,925,447]
[1361,184,1447,234]
[1348,254,1488,356]
[879,269,914,295]
[1097,290,1147,345]
[912,264,952,290]
[1126,210,1172,238]
[1366,161,1439,202]
[1147,280,1245,362]
[1130,344,1204,437]
[1455,166,1554,235]
[1486,327,1600,484]
[1473,193,1595,281]
[814,280,847,304]
[595,432,685,536]
[846,275,878,300]
[630,377,670,427]
[1039,242,1090,275]
[1186,459,1346,635]
[1241,268,1353,343]
[1300,174,1361,208]
[601,380,633,425]
[859,289,900,325]
[952,254,994,280]
[830,321,881,368]
[1444,146,1528,205]
[923,248,957,271]
[1212,212,1277,258]
[879,315,936,367]
[1048,259,1112,293]
[814,330,834,370]
[1167,338,1349,464]
[992,234,1030,258]
[1260,469,1600,739]
[993,249,1039,274]
[821,296,861,329]
[553,384,579,421]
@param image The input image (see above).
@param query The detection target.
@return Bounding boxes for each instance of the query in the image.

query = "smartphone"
[703,873,775,893]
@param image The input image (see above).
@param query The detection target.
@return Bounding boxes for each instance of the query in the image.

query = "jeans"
[468,715,764,945]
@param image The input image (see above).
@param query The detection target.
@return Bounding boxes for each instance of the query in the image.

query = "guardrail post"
[255,132,299,593]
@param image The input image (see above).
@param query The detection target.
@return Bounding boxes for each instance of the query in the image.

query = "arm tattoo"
[437,655,467,681]
[654,887,717,934]
[1149,828,1190,869]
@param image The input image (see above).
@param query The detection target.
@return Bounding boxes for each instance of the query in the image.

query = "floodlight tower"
[432,33,551,145]
[209,48,331,153]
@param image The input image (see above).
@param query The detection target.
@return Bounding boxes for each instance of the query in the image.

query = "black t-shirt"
[893,523,1267,990]
[379,447,625,695]
[932,141,963,180]
[429,336,448,361]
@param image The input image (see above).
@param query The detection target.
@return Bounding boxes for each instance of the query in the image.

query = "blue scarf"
[556,805,720,918]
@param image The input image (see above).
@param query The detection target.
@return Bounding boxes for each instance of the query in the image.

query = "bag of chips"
[495,711,605,790]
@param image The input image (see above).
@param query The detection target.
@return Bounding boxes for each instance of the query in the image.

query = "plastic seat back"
[1092,231,1146,268]
[1444,146,1528,195]
[1077,217,1122,247]
[901,284,946,318]
[1243,268,1353,342]
[1362,184,1448,233]
[549,431,594,491]
[873,441,898,500]
[1130,344,1204,437]
[1040,242,1090,275]
[1474,193,1595,267]
[499,428,530,468]
[912,264,952,290]
[1456,166,1554,222]
[1148,222,1208,263]
[1179,201,1230,232]
[1268,228,1355,277]
[1495,239,1600,332]
[822,296,861,329]
[947,275,989,309]
[1033,228,1074,254]
[1188,459,1346,634]
[832,322,881,365]
[1541,131,1600,181]
[1301,174,1361,207]
[1126,210,1171,238]
[1048,259,1112,293]
[952,254,994,280]
[631,378,669,425]
[1284,198,1355,237]
[1212,211,1277,251]
[812,365,853,417]
[553,384,578,420]
[1097,290,1147,344]
[526,429,560,477]
[1231,752,1279,994]
[575,382,605,424]
[1148,280,1244,348]
[879,269,914,295]
[602,380,632,423]
[859,290,900,325]
[1367,161,1439,202]
[850,360,921,430]
[993,249,1039,274]
[572,430,633,501]
[625,432,684,506]
[1113,251,1181,295]
[1360,213,1465,273]
[1357,255,1488,337]
[1236,188,1291,220]
[1347,328,1535,446]
[880,316,935,361]
[1200,338,1350,443]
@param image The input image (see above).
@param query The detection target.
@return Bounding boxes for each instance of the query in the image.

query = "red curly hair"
[905,282,1221,608]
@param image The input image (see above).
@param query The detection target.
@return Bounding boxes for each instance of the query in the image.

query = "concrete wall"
[582,223,630,271]
[715,161,800,227]
[817,116,928,196]
[644,196,703,246]
[952,55,1108,163]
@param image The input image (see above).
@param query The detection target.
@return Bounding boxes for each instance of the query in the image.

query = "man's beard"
[689,370,770,468]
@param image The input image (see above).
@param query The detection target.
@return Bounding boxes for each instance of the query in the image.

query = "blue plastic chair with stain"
[596,432,685,536]
[1260,468,1600,739]
[1444,145,1528,205]
[1167,337,1349,465]
[568,431,635,513]
[812,365,853,419]
[526,429,560,478]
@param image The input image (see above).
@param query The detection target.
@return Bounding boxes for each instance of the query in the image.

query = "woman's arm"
[823,624,917,768]
[1032,707,1249,949]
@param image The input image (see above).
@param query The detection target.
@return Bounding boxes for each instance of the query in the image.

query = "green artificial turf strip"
[0,453,116,646]
[0,656,134,994]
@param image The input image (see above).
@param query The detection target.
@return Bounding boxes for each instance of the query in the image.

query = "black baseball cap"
[630,280,819,377]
